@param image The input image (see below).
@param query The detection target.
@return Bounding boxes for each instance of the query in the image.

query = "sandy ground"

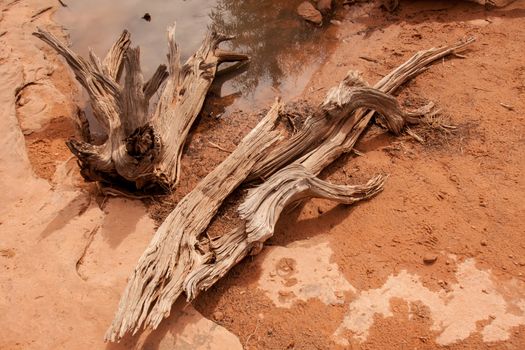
[1,0,524,349]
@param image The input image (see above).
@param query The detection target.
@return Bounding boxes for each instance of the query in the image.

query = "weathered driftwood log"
[33,25,248,192]
[181,37,475,300]
[106,101,283,339]
[105,36,474,341]
[185,38,474,297]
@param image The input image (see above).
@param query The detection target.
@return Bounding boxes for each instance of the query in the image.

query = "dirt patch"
[24,116,77,181]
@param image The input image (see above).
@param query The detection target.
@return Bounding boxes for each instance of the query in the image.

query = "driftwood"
[33,25,248,192]
[105,37,474,341]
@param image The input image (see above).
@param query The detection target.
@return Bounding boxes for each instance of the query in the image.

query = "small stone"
[437,280,452,292]
[213,311,224,322]
[317,206,324,215]
[297,2,323,25]
[468,19,490,27]
[480,240,488,246]
[18,96,30,106]
[316,0,332,13]
[330,19,341,26]
[423,255,438,265]
[279,290,292,297]
[283,277,298,287]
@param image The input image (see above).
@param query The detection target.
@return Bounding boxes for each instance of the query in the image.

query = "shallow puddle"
[56,0,334,115]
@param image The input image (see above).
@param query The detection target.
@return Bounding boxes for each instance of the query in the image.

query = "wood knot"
[126,124,160,160]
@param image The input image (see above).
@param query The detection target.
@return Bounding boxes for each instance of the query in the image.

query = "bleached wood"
[33,25,248,191]
[239,165,386,244]
[250,37,475,179]
[105,101,283,341]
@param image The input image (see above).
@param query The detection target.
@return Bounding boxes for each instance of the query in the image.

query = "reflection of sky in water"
[56,0,329,113]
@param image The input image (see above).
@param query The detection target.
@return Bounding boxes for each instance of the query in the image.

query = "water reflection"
[56,0,333,113]
[209,0,327,108]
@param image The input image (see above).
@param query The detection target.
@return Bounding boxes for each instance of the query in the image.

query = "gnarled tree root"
[33,24,248,192]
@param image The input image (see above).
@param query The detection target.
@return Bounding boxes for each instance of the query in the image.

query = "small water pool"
[56,0,334,115]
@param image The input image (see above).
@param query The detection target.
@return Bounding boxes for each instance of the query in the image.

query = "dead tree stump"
[33,25,248,193]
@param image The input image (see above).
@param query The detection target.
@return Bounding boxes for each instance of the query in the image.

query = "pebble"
[316,0,332,13]
[213,311,224,322]
[467,19,490,27]
[17,96,30,106]
[480,240,488,246]
[423,255,438,265]
[297,1,323,25]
